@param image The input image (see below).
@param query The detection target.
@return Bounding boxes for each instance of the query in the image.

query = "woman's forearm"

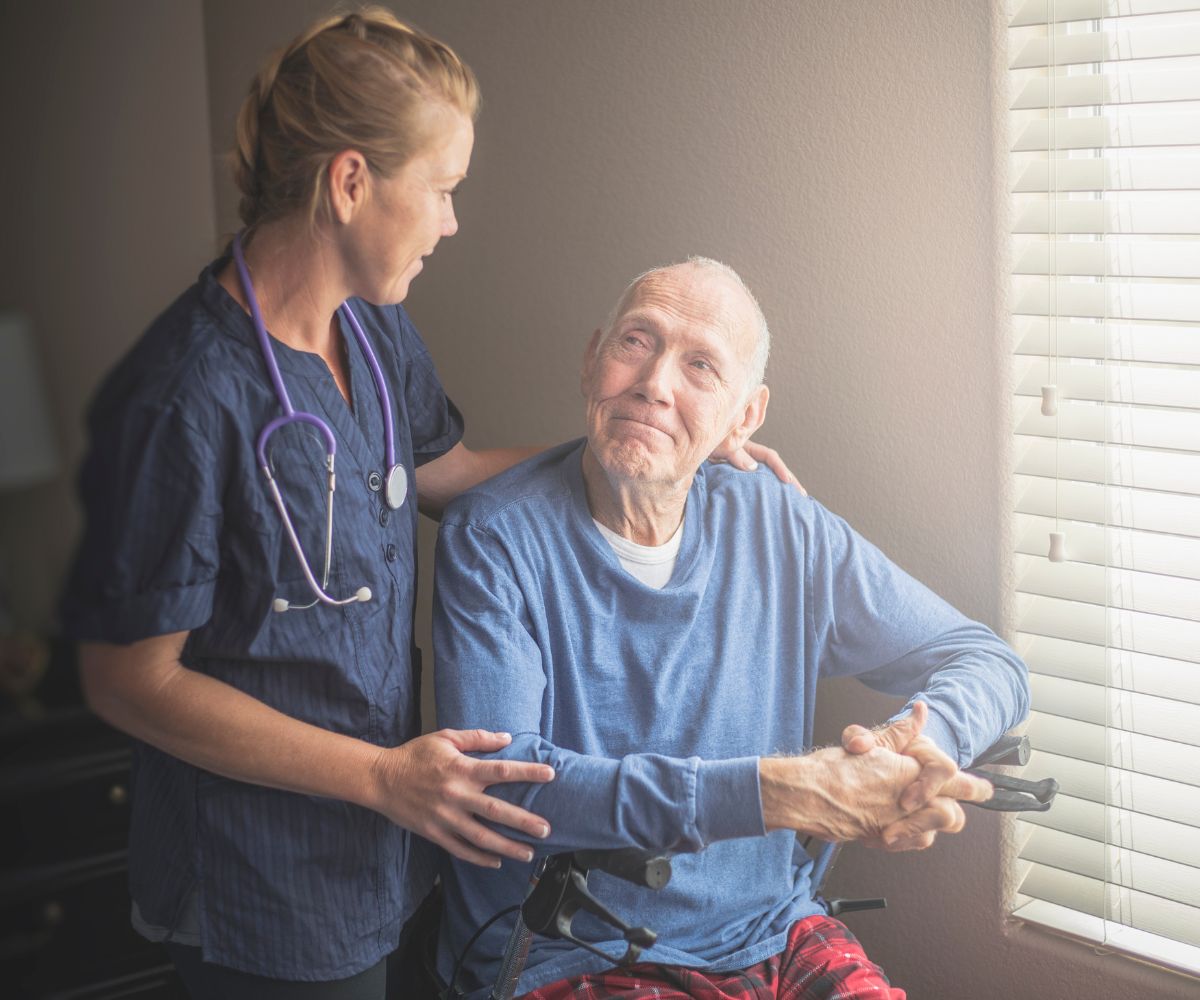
[80,634,385,810]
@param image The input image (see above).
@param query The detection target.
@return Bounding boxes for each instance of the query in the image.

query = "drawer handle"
[108,784,129,805]
[40,900,65,927]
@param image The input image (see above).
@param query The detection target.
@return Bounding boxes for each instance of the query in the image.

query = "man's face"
[582,265,762,490]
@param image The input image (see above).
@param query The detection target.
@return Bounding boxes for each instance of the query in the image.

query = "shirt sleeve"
[59,395,223,644]
[806,502,1030,766]
[433,520,765,854]
[393,306,464,467]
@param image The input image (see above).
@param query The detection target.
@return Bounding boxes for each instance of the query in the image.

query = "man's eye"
[692,359,714,372]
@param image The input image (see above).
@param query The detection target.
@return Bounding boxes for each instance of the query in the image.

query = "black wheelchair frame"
[409,733,1056,1000]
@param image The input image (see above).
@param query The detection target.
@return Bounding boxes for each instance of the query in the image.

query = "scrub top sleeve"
[393,305,465,467]
[60,397,223,645]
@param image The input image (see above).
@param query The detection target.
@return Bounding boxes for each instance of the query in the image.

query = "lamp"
[0,312,59,491]
[0,313,58,709]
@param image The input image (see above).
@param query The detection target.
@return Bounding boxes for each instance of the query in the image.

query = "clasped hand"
[760,702,992,852]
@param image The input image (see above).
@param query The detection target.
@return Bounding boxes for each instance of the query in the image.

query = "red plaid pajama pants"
[520,914,905,999]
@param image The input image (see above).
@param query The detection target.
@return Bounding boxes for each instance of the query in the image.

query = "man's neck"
[218,218,349,356]
[581,445,689,546]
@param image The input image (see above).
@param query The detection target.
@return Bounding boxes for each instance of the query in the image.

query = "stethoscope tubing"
[232,231,400,610]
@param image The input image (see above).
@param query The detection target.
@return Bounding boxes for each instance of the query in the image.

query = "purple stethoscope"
[233,232,407,613]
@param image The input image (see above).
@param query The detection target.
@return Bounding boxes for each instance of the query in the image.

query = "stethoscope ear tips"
[356,587,372,603]
[273,598,290,613]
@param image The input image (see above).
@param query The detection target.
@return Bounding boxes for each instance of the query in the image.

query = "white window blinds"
[1008,1,1200,978]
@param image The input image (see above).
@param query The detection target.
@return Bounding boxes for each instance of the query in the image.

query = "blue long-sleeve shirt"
[433,439,1028,996]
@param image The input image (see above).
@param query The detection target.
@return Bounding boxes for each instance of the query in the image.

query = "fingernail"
[493,860,502,869]
[539,825,550,839]
[497,732,512,742]
[747,460,758,470]
[524,849,534,862]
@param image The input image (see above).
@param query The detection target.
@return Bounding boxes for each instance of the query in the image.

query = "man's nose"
[633,355,674,405]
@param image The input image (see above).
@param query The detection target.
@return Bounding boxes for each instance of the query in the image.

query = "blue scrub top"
[60,257,464,980]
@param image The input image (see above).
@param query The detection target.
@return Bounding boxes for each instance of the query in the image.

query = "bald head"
[581,258,771,495]
[604,257,770,399]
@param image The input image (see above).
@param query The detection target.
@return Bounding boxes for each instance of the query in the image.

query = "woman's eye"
[692,359,714,372]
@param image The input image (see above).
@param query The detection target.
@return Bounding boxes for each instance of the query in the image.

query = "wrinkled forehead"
[612,266,757,352]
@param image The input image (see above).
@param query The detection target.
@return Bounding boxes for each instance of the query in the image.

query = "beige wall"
[8,0,1193,996]
[0,0,217,633]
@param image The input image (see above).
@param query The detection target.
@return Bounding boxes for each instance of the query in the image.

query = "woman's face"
[348,111,474,305]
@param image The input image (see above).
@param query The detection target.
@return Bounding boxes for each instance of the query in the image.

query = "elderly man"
[432,259,1029,998]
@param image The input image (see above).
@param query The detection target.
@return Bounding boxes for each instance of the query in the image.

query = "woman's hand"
[368,728,555,868]
[709,439,806,494]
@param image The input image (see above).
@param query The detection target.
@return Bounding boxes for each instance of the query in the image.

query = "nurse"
[60,8,795,998]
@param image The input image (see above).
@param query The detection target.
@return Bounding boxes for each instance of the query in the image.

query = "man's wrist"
[759,754,823,835]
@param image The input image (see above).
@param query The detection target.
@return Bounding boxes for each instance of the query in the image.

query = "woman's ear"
[327,149,371,225]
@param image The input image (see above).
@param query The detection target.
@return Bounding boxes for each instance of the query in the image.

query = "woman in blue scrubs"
[60,9,793,998]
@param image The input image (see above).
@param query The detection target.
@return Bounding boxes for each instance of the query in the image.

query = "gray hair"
[603,256,771,398]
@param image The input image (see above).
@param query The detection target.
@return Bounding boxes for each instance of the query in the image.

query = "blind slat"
[1014,356,1200,409]
[1015,434,1200,493]
[1013,198,1200,236]
[1013,157,1200,193]
[1026,711,1200,780]
[1014,397,1200,453]
[1016,593,1200,661]
[1014,240,1200,279]
[1016,554,1200,621]
[1015,317,1200,367]
[1015,474,1200,534]
[1024,749,1200,830]
[1018,862,1200,948]
[1013,114,1200,151]
[1012,68,1200,107]
[1017,859,1200,945]
[1012,1,1200,27]
[1014,278,1200,323]
[1019,826,1200,909]
[1011,26,1200,69]
[1014,512,1200,578]
[1016,633,1200,704]
[1027,674,1200,742]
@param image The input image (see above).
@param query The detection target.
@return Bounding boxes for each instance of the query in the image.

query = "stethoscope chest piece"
[385,464,408,510]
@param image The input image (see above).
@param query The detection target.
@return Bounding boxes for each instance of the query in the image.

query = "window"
[1008,0,1200,977]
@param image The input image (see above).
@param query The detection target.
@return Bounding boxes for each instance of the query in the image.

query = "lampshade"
[0,312,59,490]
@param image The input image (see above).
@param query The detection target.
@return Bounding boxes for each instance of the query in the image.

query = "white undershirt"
[592,517,684,590]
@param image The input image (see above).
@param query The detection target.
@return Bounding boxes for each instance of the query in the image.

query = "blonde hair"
[232,6,479,233]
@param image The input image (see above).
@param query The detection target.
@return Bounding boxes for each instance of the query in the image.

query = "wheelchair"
[393,734,1056,1000]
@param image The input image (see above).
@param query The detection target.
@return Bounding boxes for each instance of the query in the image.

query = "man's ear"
[718,384,769,454]
[580,328,603,396]
[327,149,371,225]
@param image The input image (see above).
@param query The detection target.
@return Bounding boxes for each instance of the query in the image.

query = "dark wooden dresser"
[0,643,185,998]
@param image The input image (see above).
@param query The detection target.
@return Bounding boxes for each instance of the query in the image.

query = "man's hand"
[760,713,992,850]
[841,701,994,851]
[760,745,922,844]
